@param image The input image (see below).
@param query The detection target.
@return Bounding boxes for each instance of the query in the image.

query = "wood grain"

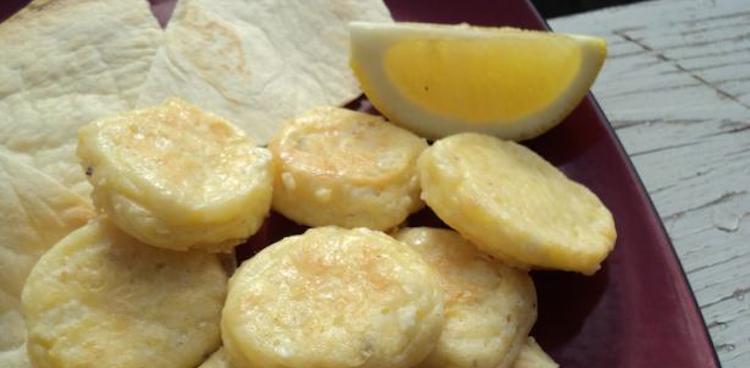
[550,0,750,366]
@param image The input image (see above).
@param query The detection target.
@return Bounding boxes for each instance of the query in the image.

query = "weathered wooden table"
[550,0,749,366]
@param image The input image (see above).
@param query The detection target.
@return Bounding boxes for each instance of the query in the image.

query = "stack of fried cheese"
[19,99,274,368]
[204,101,621,366]
[16,98,609,368]
[200,106,589,368]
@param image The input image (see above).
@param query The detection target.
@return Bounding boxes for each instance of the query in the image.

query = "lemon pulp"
[384,34,581,123]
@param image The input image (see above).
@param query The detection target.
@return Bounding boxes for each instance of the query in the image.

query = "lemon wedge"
[350,22,606,140]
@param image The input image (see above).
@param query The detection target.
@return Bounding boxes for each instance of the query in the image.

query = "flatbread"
[0,291,29,368]
[0,0,163,197]
[0,152,94,368]
[137,0,392,143]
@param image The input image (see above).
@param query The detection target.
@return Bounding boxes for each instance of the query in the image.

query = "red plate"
[1,1,720,367]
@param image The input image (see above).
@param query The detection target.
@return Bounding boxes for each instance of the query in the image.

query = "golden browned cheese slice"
[269,106,427,230]
[222,226,444,368]
[418,133,616,274]
[77,98,273,251]
[21,220,227,368]
[395,227,537,368]
[0,152,94,368]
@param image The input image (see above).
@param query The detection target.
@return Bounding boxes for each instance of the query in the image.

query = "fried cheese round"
[21,220,227,368]
[77,98,273,252]
[418,133,616,274]
[395,228,537,368]
[269,106,427,230]
[222,226,444,368]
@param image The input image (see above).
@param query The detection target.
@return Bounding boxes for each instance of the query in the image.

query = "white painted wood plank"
[550,1,750,367]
